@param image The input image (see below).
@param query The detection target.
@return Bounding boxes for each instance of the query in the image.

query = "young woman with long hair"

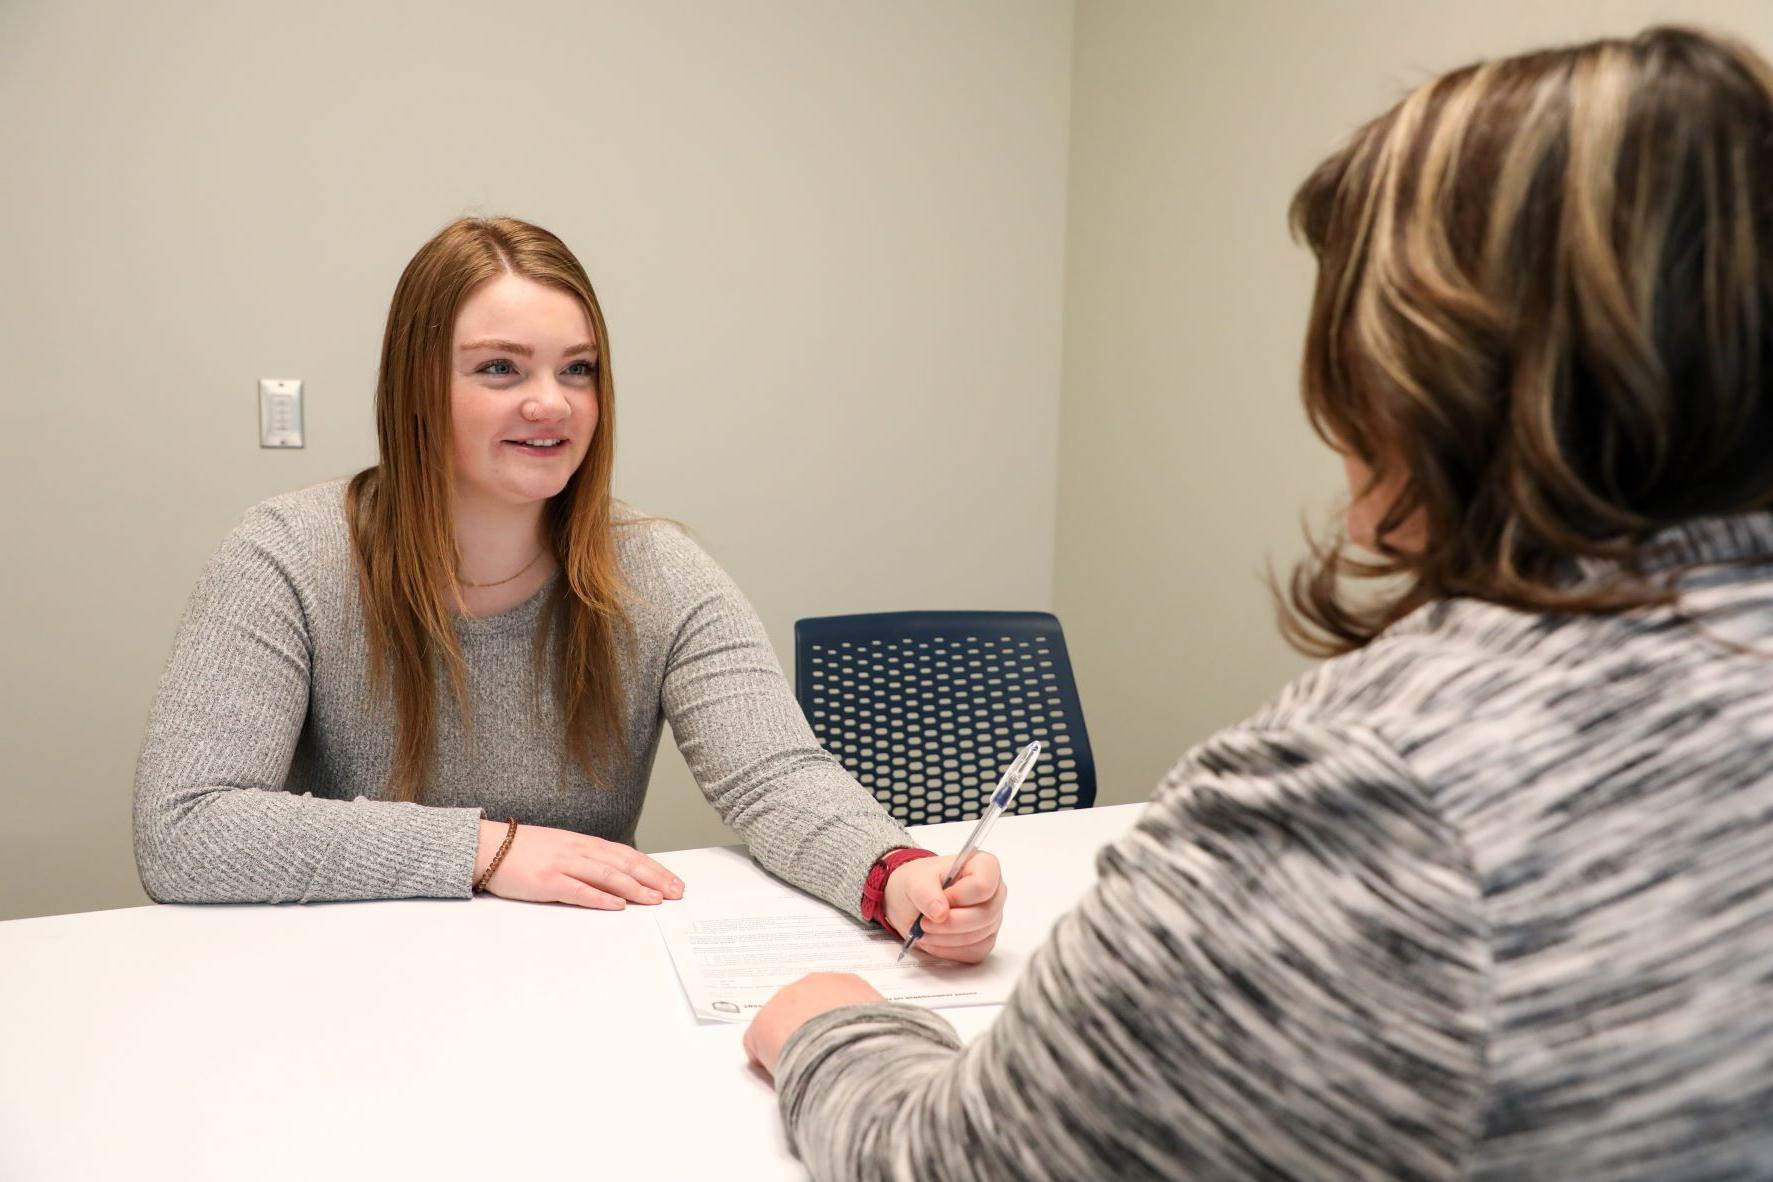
[743,26,1773,1179]
[133,217,1003,962]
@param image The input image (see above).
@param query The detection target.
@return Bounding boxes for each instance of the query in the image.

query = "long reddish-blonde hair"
[1285,26,1773,654]
[348,217,629,801]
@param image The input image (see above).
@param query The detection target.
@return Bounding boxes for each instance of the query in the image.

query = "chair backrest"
[793,611,1095,826]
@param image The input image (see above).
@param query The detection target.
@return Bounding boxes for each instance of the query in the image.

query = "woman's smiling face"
[449,272,600,511]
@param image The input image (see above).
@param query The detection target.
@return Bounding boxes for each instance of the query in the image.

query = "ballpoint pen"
[896,740,1042,963]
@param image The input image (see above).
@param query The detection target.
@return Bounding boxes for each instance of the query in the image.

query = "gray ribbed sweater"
[132,479,911,915]
[776,515,1773,1180]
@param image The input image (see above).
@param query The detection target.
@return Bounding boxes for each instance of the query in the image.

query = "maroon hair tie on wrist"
[861,847,937,938]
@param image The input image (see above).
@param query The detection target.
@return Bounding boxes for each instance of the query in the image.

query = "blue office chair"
[794,611,1096,826]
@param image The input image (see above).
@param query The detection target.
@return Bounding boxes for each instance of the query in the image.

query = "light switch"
[259,379,304,448]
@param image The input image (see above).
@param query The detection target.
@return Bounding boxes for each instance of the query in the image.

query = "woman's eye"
[563,360,596,378]
[478,359,518,377]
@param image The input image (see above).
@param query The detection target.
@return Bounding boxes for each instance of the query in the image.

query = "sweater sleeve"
[773,722,1491,1181]
[648,526,911,919]
[132,503,482,904]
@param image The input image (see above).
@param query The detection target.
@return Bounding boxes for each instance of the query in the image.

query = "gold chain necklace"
[458,548,545,589]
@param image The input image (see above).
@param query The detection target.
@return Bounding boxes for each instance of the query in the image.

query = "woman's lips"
[503,438,570,456]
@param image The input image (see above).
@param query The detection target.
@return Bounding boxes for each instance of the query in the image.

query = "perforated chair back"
[793,611,1095,826]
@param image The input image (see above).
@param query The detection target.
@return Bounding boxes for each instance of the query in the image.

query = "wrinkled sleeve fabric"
[774,722,1490,1181]
[132,504,481,904]
[647,524,912,919]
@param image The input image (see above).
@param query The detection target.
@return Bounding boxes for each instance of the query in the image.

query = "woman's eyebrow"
[457,339,598,358]
[458,338,532,356]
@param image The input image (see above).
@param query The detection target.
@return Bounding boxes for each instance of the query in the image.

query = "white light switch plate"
[259,379,304,448]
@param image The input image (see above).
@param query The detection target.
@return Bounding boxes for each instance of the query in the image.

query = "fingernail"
[646,891,662,903]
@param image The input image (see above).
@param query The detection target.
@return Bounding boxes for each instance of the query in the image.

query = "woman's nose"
[523,378,573,422]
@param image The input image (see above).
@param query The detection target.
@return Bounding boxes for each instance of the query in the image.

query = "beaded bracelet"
[473,817,520,893]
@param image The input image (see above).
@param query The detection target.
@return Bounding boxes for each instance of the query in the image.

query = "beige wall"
[1055,0,1773,809]
[9,0,1773,923]
[0,1,1072,920]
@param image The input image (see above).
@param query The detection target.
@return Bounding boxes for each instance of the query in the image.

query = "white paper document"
[656,889,1021,1023]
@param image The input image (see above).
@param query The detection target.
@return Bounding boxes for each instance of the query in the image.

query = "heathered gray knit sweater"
[775,515,1773,1180]
[132,479,911,915]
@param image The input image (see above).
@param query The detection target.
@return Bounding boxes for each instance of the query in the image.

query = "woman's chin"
[512,478,572,505]
[458,477,574,509]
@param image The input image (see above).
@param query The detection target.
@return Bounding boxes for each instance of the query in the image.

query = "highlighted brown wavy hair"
[1285,26,1773,655]
[347,217,629,801]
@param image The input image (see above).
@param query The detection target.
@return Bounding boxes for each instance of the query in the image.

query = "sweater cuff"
[859,847,936,938]
[776,1002,961,1156]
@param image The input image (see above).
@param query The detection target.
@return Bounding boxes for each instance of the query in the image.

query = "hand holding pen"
[744,744,1036,1078]
[895,741,1041,963]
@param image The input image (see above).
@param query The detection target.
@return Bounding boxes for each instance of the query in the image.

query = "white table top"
[0,803,1144,1181]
